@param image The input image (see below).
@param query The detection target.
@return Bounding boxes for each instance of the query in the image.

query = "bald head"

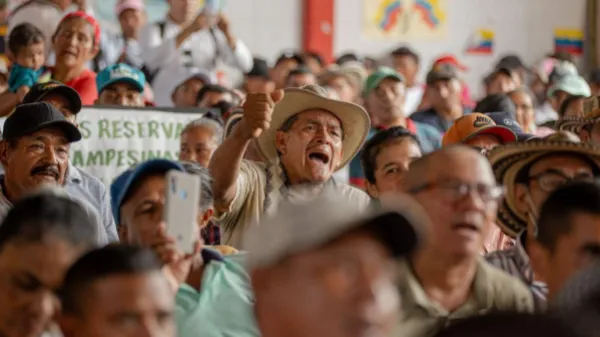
[406,145,494,191]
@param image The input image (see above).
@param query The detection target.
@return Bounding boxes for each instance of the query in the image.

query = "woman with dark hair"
[559,94,586,119]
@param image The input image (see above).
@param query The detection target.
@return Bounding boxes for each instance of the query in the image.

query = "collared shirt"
[395,258,534,337]
[214,160,371,248]
[0,175,108,244]
[535,101,558,125]
[410,107,472,134]
[486,233,548,311]
[65,163,118,242]
[175,250,259,337]
[139,19,253,106]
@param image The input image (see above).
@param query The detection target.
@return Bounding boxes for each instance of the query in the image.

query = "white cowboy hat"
[256,85,370,170]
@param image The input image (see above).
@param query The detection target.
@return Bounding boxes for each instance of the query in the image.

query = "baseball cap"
[442,112,517,146]
[486,111,535,141]
[22,80,82,114]
[426,63,459,85]
[433,54,468,71]
[547,74,591,98]
[169,66,215,95]
[548,61,579,84]
[246,57,270,79]
[97,63,145,94]
[242,190,425,269]
[364,66,404,96]
[3,102,81,142]
[110,159,184,223]
[115,0,144,16]
[496,55,525,70]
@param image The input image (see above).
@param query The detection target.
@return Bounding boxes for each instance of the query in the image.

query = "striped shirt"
[486,234,548,311]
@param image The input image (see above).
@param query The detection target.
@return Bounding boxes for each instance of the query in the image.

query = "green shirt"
[175,252,259,337]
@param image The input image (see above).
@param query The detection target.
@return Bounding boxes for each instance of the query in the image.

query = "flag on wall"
[554,28,584,55]
[466,29,494,55]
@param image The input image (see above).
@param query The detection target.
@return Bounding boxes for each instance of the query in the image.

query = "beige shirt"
[215,160,371,248]
[395,258,534,337]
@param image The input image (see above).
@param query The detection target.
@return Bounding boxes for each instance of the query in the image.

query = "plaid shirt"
[201,220,221,245]
[486,234,548,311]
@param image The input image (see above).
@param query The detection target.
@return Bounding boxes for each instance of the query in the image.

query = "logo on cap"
[473,116,493,128]
[41,82,60,90]
[110,66,141,82]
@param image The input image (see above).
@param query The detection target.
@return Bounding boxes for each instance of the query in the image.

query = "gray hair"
[179,161,214,211]
[181,118,224,145]
[508,86,538,108]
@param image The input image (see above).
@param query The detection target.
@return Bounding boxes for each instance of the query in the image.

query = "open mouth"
[308,151,330,165]
[452,223,480,233]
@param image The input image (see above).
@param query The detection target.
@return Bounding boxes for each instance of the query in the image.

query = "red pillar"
[302,0,335,64]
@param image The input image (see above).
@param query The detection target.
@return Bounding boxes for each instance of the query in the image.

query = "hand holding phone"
[164,170,201,254]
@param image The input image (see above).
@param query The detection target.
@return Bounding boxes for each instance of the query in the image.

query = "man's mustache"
[31,165,60,179]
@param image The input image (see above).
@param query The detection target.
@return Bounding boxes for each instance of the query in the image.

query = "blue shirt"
[65,163,118,242]
[410,107,472,134]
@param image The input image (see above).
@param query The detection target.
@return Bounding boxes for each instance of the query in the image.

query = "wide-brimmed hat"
[318,61,368,91]
[487,139,600,237]
[256,85,370,169]
[556,96,600,133]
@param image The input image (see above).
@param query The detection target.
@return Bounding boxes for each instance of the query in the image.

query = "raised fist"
[238,90,284,139]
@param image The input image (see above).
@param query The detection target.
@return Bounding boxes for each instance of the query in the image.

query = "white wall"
[222,0,302,63]
[334,0,587,98]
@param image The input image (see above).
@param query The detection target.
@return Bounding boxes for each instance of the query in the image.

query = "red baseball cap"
[433,54,468,71]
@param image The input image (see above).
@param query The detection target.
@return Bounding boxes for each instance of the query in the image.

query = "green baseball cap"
[364,66,405,96]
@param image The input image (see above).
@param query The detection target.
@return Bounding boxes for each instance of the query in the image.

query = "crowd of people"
[3,0,600,337]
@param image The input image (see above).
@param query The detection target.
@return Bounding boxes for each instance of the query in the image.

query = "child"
[7,23,48,97]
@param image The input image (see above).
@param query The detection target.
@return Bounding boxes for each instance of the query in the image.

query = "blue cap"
[110,159,184,223]
[97,63,146,94]
[486,112,535,142]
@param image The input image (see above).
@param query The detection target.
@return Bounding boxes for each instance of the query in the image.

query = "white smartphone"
[164,170,201,254]
[202,0,223,26]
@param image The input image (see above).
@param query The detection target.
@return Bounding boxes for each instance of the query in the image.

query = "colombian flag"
[554,29,584,55]
[466,29,494,55]
[376,0,403,32]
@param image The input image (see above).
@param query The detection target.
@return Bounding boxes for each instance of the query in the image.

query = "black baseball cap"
[426,63,459,85]
[3,102,82,142]
[496,55,525,70]
[22,81,82,114]
[246,57,270,79]
[486,111,535,141]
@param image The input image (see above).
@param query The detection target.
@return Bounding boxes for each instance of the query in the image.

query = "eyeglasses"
[409,180,504,203]
[529,170,595,192]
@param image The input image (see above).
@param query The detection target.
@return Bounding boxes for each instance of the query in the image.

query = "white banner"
[69,107,205,185]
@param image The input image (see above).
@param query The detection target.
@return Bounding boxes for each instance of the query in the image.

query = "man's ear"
[197,208,214,229]
[90,43,100,59]
[274,131,287,156]
[0,140,12,168]
[117,224,127,242]
[366,182,378,198]
[514,183,530,213]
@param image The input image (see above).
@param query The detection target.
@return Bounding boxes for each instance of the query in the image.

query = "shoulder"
[240,160,268,179]
[413,121,441,136]
[479,260,533,310]
[72,166,106,191]
[335,183,371,206]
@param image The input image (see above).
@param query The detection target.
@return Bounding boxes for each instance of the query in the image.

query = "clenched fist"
[238,90,284,139]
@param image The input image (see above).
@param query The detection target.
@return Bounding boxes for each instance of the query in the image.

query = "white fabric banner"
[68,107,204,185]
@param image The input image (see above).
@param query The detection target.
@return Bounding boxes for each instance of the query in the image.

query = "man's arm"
[209,90,284,212]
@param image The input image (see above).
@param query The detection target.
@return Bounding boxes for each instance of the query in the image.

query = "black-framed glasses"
[408,180,504,203]
[529,170,594,192]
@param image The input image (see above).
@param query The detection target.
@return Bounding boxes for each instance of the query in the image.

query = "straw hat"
[556,96,600,133]
[318,61,368,91]
[256,85,370,170]
[487,139,600,237]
